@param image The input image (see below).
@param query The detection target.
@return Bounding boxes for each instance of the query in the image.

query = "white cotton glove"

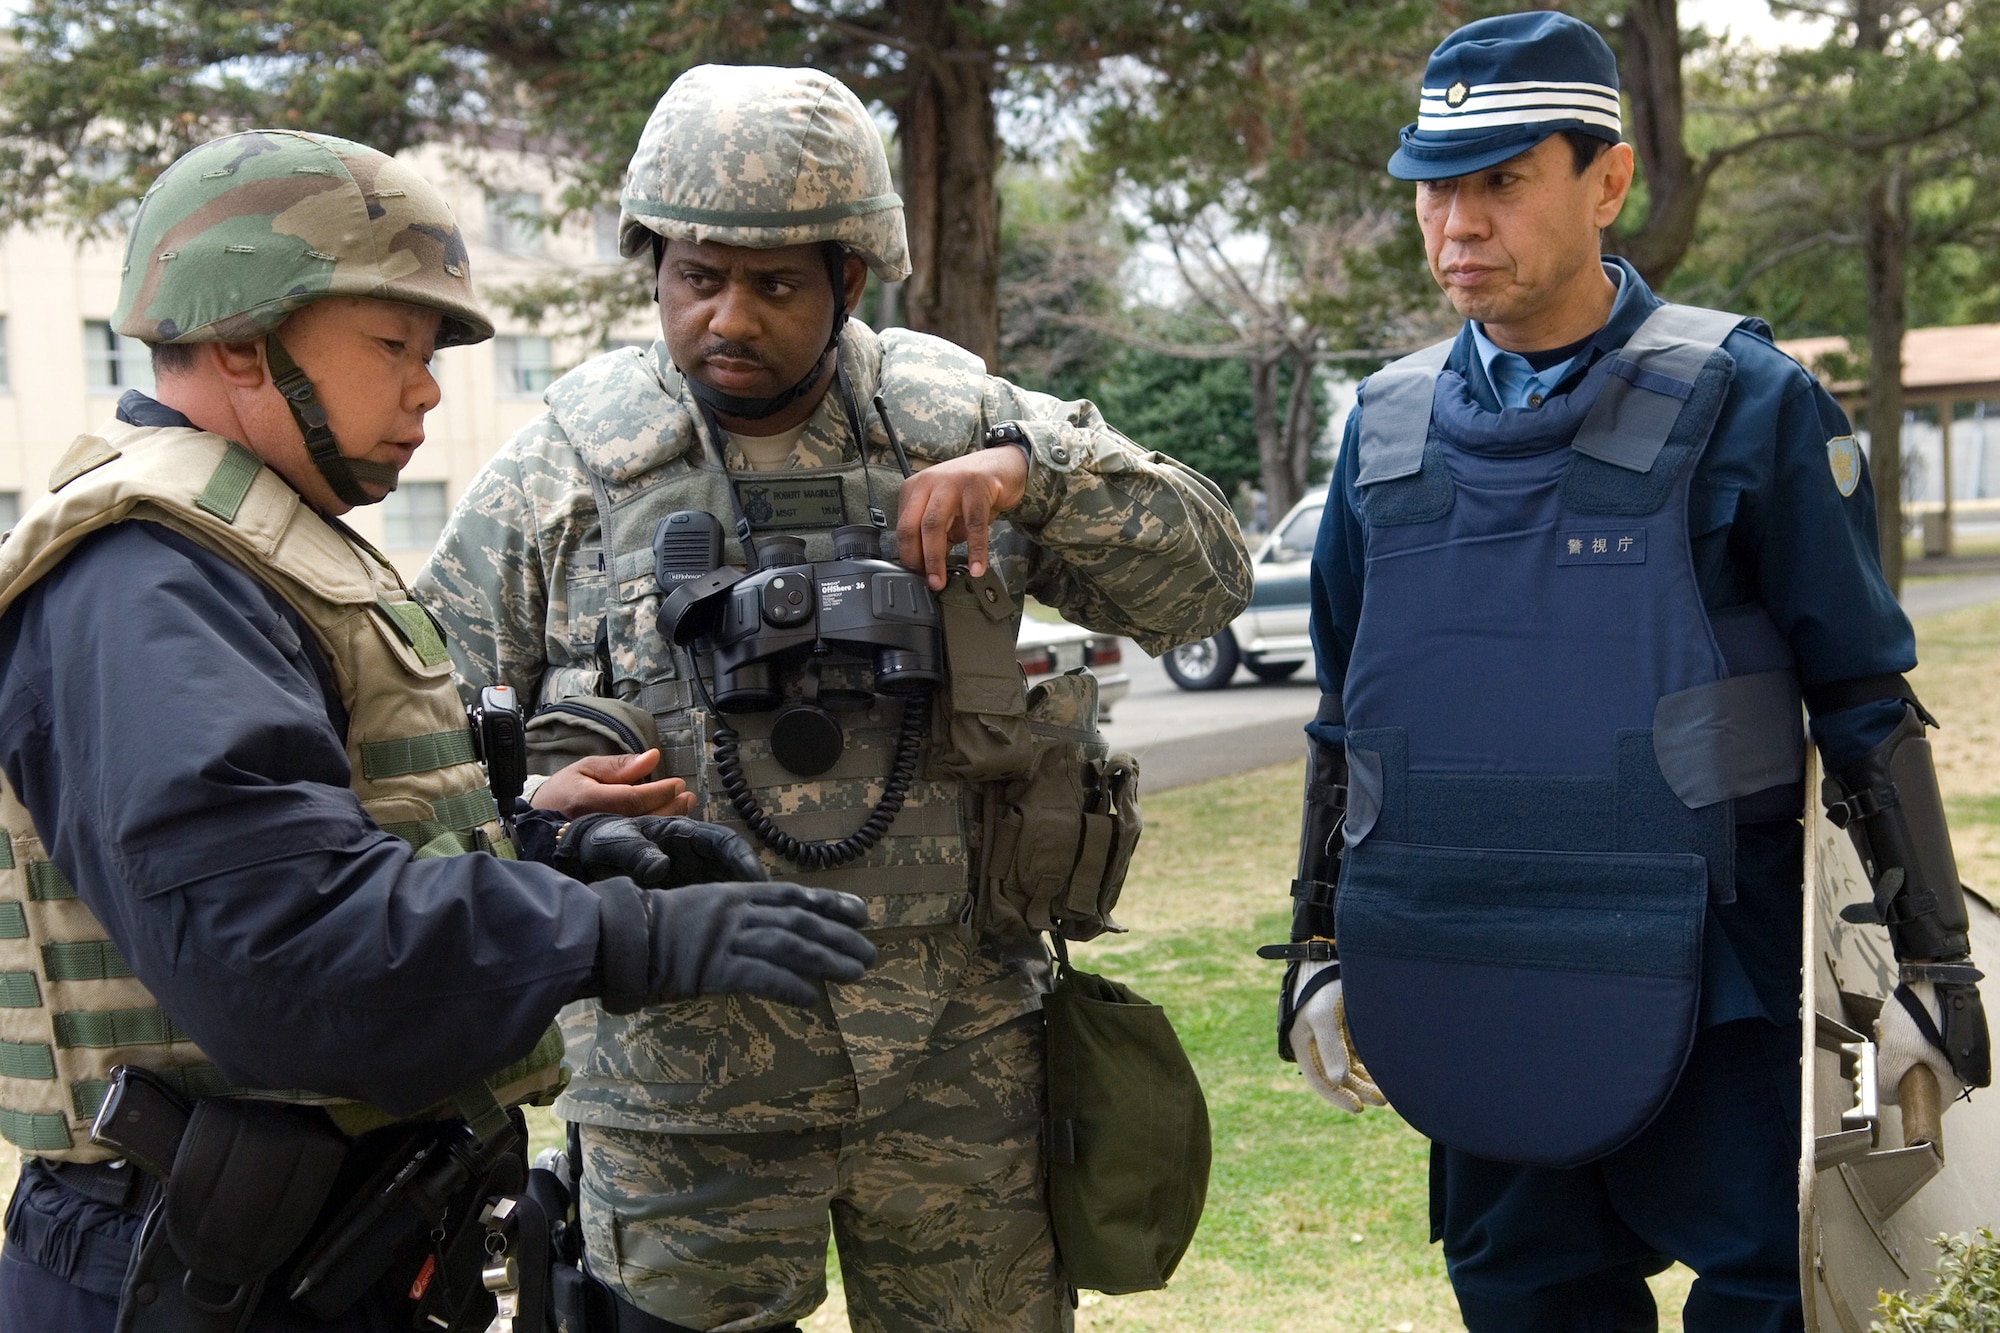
[1289,960,1387,1113]
[1877,981,1965,1105]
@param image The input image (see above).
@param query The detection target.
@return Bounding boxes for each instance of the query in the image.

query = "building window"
[485,190,543,256]
[0,316,10,392]
[0,493,19,532]
[594,207,624,263]
[381,481,449,550]
[84,320,154,393]
[495,335,555,395]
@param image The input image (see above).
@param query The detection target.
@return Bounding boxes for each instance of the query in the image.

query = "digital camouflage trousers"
[579,1010,1071,1333]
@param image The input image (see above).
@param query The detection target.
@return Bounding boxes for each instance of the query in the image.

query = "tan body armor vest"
[552,346,1021,932]
[0,423,561,1161]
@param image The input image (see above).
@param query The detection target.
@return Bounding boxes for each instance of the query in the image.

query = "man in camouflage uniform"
[418,65,1250,1333]
[0,129,875,1333]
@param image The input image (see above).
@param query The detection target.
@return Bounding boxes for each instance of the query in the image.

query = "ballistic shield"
[1801,753,2000,1329]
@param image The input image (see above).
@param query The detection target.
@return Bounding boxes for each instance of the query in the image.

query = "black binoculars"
[655,513,944,713]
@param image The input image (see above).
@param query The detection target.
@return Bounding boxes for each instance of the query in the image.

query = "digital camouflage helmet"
[619,66,911,419]
[114,129,494,505]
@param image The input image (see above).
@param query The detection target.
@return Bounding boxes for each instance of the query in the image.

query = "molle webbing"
[578,405,975,927]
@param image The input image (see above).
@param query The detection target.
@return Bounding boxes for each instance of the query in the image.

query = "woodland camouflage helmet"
[114,129,494,349]
[617,65,911,283]
[115,130,492,507]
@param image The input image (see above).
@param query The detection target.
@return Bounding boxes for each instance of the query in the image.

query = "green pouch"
[930,566,1033,781]
[1043,937,1210,1294]
[977,671,1143,941]
[522,696,661,777]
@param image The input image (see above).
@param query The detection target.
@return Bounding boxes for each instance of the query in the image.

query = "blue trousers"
[1431,1017,1804,1333]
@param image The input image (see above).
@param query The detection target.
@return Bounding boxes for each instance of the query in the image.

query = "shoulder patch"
[1826,434,1862,498]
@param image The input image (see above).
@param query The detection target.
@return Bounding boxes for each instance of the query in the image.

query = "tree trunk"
[1851,0,1909,592]
[1606,0,1706,286]
[1862,159,1910,593]
[1250,354,1289,523]
[891,0,1001,369]
[1277,345,1319,512]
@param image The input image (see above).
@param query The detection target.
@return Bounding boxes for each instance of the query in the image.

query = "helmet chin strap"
[262,333,401,506]
[673,242,850,423]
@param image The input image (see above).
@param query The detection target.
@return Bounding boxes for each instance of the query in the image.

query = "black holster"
[116,1098,347,1333]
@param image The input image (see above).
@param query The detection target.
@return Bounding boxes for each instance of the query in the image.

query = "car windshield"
[1271,502,1323,560]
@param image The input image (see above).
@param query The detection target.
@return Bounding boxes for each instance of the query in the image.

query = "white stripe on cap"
[1420,89,1622,117]
[1417,78,1621,136]
[1421,78,1620,98]
[1417,105,1622,134]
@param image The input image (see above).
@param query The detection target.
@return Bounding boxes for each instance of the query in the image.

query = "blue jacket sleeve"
[1305,411,1367,751]
[1704,339,1916,767]
[0,523,604,1116]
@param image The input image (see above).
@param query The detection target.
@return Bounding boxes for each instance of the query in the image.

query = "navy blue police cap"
[1387,11,1622,182]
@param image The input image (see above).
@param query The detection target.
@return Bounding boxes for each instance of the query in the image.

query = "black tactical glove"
[588,879,876,1013]
[553,814,765,889]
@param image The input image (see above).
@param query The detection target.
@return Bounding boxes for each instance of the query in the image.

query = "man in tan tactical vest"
[419,67,1251,1333]
[0,128,876,1333]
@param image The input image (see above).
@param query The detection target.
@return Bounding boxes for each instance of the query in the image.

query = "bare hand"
[532,750,695,819]
[894,446,1028,590]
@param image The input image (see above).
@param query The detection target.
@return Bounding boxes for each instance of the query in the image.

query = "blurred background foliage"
[5,0,2000,552]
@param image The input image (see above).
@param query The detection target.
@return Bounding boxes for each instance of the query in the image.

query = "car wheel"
[1163,630,1240,691]
[1245,658,1304,683]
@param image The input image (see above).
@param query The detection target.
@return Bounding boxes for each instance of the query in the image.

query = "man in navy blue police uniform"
[1265,13,1992,1331]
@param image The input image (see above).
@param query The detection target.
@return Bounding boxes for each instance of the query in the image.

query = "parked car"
[1016,616,1130,719]
[1163,486,1325,691]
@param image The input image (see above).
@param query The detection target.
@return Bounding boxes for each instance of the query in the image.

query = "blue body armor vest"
[1336,303,1808,1167]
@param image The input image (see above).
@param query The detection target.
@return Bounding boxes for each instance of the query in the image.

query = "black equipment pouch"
[286,1106,526,1328]
[1042,935,1210,1294]
[115,1098,348,1333]
[976,669,1143,942]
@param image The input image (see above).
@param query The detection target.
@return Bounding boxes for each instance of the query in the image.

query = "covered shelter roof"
[1777,324,2000,405]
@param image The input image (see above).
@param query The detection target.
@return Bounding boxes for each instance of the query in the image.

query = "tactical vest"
[0,423,563,1161]
[544,340,1012,932]
[1334,303,1808,1168]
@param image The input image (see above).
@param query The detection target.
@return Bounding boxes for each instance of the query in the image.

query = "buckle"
[1255,938,1337,962]
[1825,782,1898,829]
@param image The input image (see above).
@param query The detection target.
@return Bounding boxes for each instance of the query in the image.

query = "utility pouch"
[116,1099,348,1333]
[930,565,1033,781]
[1043,936,1210,1294]
[287,1110,526,1327]
[524,697,662,776]
[400,1146,528,1333]
[976,669,1143,941]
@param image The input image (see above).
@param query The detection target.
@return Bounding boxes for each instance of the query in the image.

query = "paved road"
[1100,649,1319,792]
[1903,573,2000,619]
[1106,572,2000,792]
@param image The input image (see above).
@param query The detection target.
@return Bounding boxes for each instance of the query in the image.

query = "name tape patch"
[1557,530,1647,566]
[742,477,846,528]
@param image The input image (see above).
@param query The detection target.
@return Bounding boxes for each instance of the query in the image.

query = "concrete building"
[0,141,655,576]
